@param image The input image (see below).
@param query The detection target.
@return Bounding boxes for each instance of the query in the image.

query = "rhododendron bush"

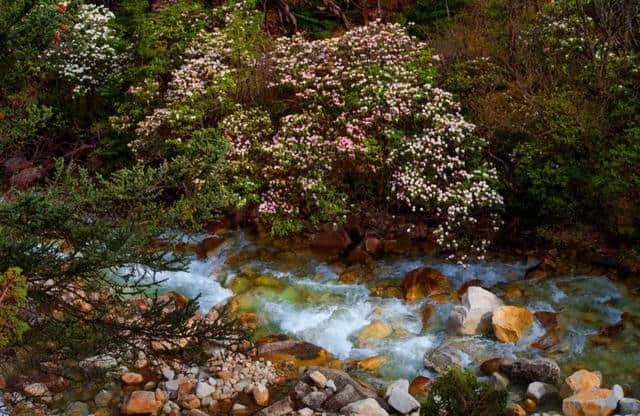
[129,11,502,255]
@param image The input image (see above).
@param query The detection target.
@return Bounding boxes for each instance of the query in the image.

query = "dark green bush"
[422,366,507,416]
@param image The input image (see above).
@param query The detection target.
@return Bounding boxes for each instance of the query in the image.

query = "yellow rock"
[356,320,392,346]
[561,369,602,398]
[492,306,534,343]
[402,267,449,303]
[562,388,618,416]
[356,355,388,371]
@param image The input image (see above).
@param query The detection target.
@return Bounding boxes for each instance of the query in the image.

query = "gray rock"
[385,379,409,398]
[323,384,360,412]
[94,389,113,408]
[501,358,560,384]
[618,398,640,414]
[387,388,420,414]
[293,381,313,401]
[64,401,89,416]
[161,367,175,380]
[526,381,560,403]
[301,391,329,410]
[341,398,389,416]
[195,382,215,399]
[423,348,461,373]
[79,354,118,371]
[448,286,504,335]
[614,385,625,400]
[326,379,337,392]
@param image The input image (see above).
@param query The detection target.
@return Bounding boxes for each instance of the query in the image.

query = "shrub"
[422,366,507,416]
[0,268,29,348]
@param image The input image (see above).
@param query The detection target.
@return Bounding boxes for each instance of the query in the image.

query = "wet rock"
[310,229,352,251]
[253,384,269,406]
[423,348,461,373]
[492,306,534,343]
[364,237,382,255]
[94,390,113,408]
[346,245,372,265]
[526,382,560,404]
[481,357,514,376]
[341,398,389,416]
[501,358,560,384]
[448,286,504,335]
[403,267,449,303]
[254,397,295,416]
[339,266,374,284]
[409,376,432,397]
[64,401,89,416]
[356,355,387,371]
[561,369,602,398]
[534,311,559,329]
[122,372,144,385]
[511,404,526,416]
[387,387,420,414]
[522,398,536,412]
[122,391,162,414]
[525,257,556,279]
[195,236,225,258]
[257,338,333,368]
[562,388,620,416]
[618,397,640,414]
[531,331,561,350]
[356,320,392,346]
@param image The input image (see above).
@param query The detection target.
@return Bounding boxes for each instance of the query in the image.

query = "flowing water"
[153,231,640,395]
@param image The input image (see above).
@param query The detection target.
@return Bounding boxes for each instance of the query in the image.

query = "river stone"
[94,389,113,408]
[195,381,215,399]
[64,401,89,416]
[618,397,640,414]
[492,306,534,343]
[122,391,162,414]
[501,358,560,384]
[301,391,329,410]
[527,381,560,404]
[448,286,504,335]
[323,384,359,412]
[562,388,620,416]
[356,320,392,346]
[24,383,49,398]
[387,388,420,414]
[385,379,409,398]
[293,380,313,400]
[298,408,314,416]
[80,354,118,371]
[254,397,295,416]
[304,367,379,400]
[341,398,389,416]
[423,348,461,373]
[309,370,327,388]
[403,267,449,303]
[310,229,352,251]
[561,369,602,398]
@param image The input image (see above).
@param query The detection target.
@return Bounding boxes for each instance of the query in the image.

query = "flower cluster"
[45,3,127,96]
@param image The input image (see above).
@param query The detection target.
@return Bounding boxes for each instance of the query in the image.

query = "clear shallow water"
[154,231,640,393]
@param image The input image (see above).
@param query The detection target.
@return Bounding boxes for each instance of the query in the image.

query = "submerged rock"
[356,320,392,346]
[492,306,534,343]
[423,348,461,373]
[448,286,504,335]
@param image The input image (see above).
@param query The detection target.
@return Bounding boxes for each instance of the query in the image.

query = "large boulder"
[403,267,449,303]
[341,398,389,416]
[448,286,504,335]
[121,391,163,415]
[492,306,534,343]
[500,358,561,384]
[561,369,602,398]
[387,386,420,414]
[562,389,620,416]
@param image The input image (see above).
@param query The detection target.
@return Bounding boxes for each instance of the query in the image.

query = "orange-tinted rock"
[195,237,225,258]
[180,394,201,410]
[310,229,352,251]
[346,245,372,264]
[561,369,602,398]
[492,306,534,343]
[121,372,144,385]
[562,388,618,416]
[535,311,559,329]
[531,331,560,350]
[178,381,194,399]
[409,376,432,397]
[253,385,269,406]
[522,398,536,412]
[403,267,449,303]
[205,218,230,235]
[511,404,526,416]
[356,321,392,346]
[356,355,388,370]
[480,358,514,376]
[364,237,382,255]
[122,391,162,414]
[420,305,433,331]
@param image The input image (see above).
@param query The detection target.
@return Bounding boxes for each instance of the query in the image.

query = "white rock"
[326,379,337,392]
[298,408,314,416]
[492,372,510,391]
[24,383,49,398]
[526,381,559,403]
[161,367,175,380]
[196,382,215,399]
[341,398,389,416]
[388,387,420,414]
[385,379,409,398]
[448,286,504,335]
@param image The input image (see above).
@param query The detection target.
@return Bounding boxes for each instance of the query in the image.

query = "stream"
[153,231,640,397]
